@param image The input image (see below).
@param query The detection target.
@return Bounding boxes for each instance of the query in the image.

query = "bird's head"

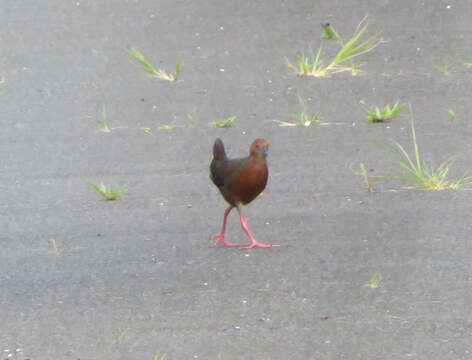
[250,138,269,158]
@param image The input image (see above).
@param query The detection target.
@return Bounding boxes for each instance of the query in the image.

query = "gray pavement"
[1,1,471,359]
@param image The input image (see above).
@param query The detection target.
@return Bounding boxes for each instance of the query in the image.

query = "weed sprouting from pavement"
[114,328,128,345]
[380,118,472,190]
[158,113,198,130]
[90,181,123,200]
[172,60,183,81]
[447,109,455,120]
[96,105,111,132]
[141,127,152,134]
[48,238,61,256]
[153,353,167,360]
[187,108,198,128]
[159,122,180,130]
[364,101,405,123]
[211,115,236,128]
[364,273,382,288]
[358,163,373,192]
[288,49,323,77]
[129,46,182,82]
[129,47,158,75]
[288,17,381,77]
[273,97,326,127]
[291,96,323,127]
[322,22,362,75]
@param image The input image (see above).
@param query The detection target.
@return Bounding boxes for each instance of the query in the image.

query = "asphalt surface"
[1,1,471,359]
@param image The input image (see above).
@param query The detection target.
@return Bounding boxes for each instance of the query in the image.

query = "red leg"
[237,207,280,249]
[210,205,242,247]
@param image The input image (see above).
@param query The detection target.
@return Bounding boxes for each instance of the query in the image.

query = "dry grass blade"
[358,163,373,192]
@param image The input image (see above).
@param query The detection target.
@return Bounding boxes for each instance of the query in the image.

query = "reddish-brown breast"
[210,138,269,206]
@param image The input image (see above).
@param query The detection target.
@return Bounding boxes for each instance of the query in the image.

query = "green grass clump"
[288,18,381,77]
[447,109,455,120]
[382,120,472,190]
[364,101,405,123]
[90,181,123,200]
[129,46,182,82]
[211,115,236,128]
[48,238,61,256]
[291,96,323,126]
[96,105,111,132]
[288,48,323,77]
[364,273,382,288]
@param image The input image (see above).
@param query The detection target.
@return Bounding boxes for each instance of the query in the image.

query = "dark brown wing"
[210,155,249,205]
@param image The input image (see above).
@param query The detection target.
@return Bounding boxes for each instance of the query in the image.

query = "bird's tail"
[213,138,227,161]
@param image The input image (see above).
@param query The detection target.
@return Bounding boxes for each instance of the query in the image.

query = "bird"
[209,138,280,249]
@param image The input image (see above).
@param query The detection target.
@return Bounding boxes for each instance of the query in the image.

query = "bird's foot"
[240,242,280,249]
[210,234,242,247]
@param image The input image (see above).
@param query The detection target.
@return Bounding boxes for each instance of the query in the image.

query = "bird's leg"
[210,205,241,247]
[237,207,280,249]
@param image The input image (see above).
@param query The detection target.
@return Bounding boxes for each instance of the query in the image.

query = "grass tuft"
[364,273,382,288]
[114,328,127,345]
[291,96,323,127]
[446,109,455,120]
[211,115,236,128]
[96,105,111,132]
[288,48,323,77]
[288,17,381,77]
[48,238,61,256]
[141,127,152,134]
[90,181,123,200]
[187,108,198,128]
[364,101,405,123]
[381,119,472,190]
[129,46,182,82]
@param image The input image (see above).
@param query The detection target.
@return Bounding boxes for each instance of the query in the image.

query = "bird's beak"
[261,145,268,158]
